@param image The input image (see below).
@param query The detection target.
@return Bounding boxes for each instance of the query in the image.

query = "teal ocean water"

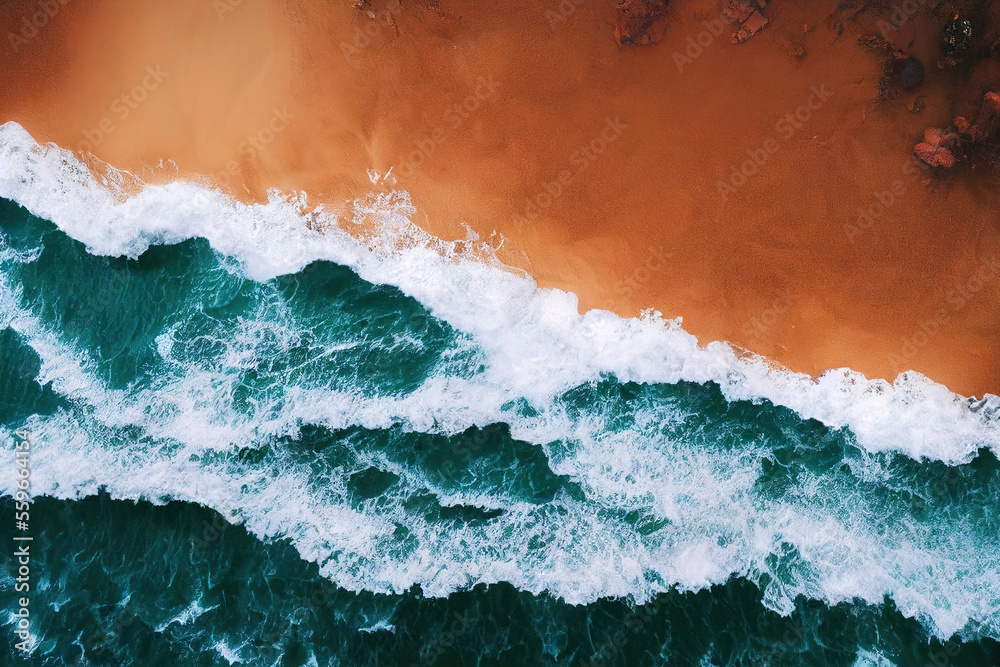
[1,123,999,666]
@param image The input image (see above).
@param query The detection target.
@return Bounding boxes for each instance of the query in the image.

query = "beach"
[5,3,1000,663]
[2,0,998,397]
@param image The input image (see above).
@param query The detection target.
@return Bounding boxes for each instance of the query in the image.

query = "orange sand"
[1,0,998,397]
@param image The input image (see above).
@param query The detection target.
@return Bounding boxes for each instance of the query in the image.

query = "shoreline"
[1,0,998,397]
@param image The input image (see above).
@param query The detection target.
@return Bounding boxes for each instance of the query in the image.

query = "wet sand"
[1,0,998,397]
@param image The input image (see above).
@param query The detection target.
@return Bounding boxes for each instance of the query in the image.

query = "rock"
[914,142,957,167]
[615,0,669,46]
[923,127,948,145]
[938,13,973,68]
[981,92,1000,121]
[732,10,768,44]
[913,92,1000,169]
[890,54,924,90]
[914,127,959,167]
[941,13,972,57]
[976,92,1000,140]
[858,34,889,51]
[723,0,755,23]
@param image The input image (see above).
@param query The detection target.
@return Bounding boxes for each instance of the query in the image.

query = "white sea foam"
[1,317,997,642]
[2,121,1000,641]
[851,649,897,667]
[1,122,996,466]
[212,641,243,666]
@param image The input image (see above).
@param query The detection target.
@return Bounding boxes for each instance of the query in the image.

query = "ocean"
[1,122,999,666]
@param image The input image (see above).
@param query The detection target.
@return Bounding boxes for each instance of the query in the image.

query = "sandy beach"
[1,0,998,396]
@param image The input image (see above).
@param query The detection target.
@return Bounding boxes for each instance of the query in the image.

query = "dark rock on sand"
[913,93,1000,168]
[732,10,768,44]
[941,13,973,57]
[615,0,669,46]
[976,92,1000,140]
[724,0,768,44]
[891,54,924,90]
[914,127,959,168]
[857,33,889,51]
[939,13,973,68]
[723,0,756,23]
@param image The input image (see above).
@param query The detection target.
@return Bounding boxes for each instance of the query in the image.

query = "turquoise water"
[1,127,1000,665]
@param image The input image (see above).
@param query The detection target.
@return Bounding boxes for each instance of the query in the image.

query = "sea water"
[1,122,999,665]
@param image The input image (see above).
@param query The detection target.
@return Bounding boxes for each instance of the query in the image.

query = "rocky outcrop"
[890,53,924,90]
[978,92,1000,140]
[725,0,768,43]
[722,0,756,23]
[914,127,960,168]
[939,12,973,68]
[615,0,669,46]
[913,92,1000,168]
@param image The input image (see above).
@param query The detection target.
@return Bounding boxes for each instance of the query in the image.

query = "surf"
[1,121,999,643]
